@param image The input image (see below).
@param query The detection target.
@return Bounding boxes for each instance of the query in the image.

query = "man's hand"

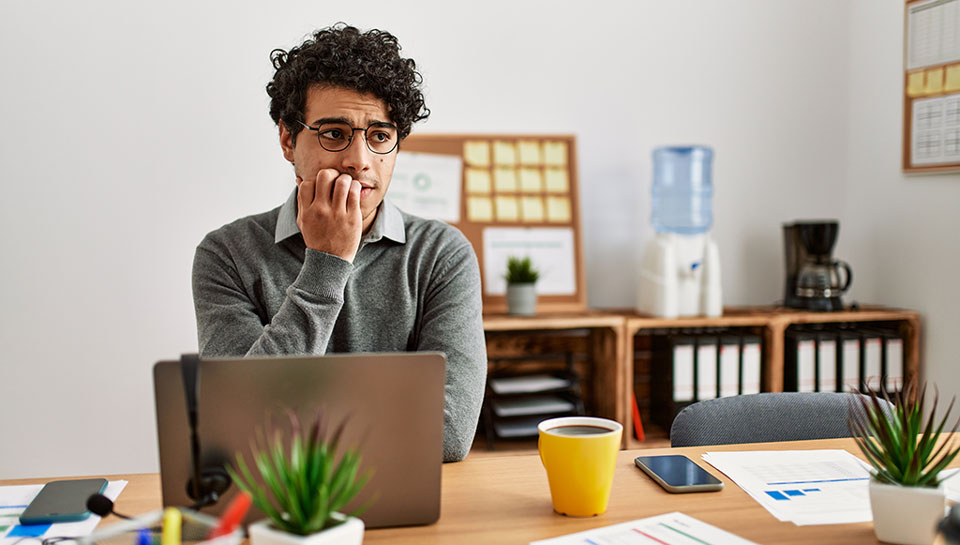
[296,168,363,262]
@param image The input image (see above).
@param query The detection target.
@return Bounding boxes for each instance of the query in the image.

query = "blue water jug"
[651,146,714,235]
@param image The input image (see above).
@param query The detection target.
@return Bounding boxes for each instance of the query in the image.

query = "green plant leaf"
[230,410,373,535]
[850,384,959,487]
[229,453,286,525]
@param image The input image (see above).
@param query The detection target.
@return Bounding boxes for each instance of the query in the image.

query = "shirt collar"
[274,187,406,245]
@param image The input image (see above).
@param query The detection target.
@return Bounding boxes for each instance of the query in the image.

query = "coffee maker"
[782,220,852,312]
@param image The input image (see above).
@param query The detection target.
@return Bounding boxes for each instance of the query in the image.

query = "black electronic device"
[178,353,231,510]
[20,478,108,524]
[782,220,852,312]
[634,455,724,493]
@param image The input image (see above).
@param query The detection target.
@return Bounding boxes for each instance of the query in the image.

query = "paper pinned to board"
[467,197,493,222]
[924,67,945,95]
[391,151,463,222]
[483,227,576,295]
[463,141,490,167]
[908,71,926,97]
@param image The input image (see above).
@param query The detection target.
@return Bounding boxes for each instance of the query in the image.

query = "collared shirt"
[192,189,487,461]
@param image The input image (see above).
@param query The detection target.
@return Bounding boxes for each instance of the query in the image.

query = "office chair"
[669,392,894,447]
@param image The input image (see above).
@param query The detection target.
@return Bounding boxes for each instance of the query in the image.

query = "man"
[191,24,486,462]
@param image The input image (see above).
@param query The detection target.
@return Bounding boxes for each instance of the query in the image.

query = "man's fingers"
[297,178,316,211]
[331,174,353,210]
[315,169,341,202]
[346,180,361,213]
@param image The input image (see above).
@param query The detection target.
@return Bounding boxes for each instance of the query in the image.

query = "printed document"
[529,511,758,545]
[702,450,872,525]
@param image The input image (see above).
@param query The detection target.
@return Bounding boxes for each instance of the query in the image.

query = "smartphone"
[19,478,108,524]
[634,455,723,493]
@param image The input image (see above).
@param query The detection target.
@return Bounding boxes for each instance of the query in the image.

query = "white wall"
[843,1,960,401]
[0,1,859,478]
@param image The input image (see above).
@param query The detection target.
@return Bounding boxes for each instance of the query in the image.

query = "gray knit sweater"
[192,190,487,462]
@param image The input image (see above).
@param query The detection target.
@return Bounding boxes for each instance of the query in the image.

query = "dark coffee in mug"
[547,425,612,436]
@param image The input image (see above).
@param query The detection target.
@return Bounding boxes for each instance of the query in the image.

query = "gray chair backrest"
[669,392,894,447]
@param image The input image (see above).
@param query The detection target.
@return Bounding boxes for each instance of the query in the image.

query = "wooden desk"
[6,437,951,544]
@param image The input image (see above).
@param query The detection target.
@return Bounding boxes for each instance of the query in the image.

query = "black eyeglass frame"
[296,120,400,155]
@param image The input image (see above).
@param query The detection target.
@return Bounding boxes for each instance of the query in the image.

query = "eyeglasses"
[297,121,399,154]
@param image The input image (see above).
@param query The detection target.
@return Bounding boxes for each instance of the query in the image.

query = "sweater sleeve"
[192,243,352,357]
[416,241,487,462]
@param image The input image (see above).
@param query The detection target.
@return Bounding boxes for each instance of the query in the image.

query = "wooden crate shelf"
[476,306,921,453]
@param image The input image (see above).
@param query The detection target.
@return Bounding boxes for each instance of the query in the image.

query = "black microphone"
[86,493,132,519]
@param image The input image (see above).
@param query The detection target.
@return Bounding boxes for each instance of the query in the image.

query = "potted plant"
[228,410,373,545]
[849,383,960,545]
[505,256,539,316]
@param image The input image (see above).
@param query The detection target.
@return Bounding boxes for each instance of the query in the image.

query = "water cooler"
[636,146,722,318]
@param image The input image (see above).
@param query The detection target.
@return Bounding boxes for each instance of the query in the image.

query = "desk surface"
[2,438,943,545]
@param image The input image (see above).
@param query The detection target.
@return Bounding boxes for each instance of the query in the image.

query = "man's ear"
[279,122,296,163]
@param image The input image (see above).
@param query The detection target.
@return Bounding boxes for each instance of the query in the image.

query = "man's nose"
[339,132,372,173]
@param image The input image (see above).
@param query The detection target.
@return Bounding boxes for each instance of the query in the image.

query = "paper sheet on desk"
[703,450,873,525]
[0,481,126,545]
[530,511,759,545]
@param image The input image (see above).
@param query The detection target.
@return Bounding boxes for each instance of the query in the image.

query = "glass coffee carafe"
[793,221,852,311]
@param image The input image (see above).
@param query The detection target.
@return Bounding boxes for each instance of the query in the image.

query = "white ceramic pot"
[506,283,537,316]
[869,479,946,545]
[248,515,364,545]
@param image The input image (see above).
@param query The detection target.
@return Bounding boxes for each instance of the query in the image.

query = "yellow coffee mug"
[538,416,623,517]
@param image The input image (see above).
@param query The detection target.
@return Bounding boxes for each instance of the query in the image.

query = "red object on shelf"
[631,391,645,442]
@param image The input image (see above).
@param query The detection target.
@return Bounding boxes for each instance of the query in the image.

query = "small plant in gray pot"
[505,256,539,316]
[228,410,374,545]
[849,383,960,545]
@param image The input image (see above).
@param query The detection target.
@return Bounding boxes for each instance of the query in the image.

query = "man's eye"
[321,129,344,140]
[370,131,392,142]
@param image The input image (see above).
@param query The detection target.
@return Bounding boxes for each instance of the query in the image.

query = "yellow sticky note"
[945,65,960,93]
[494,168,518,192]
[925,67,944,95]
[518,141,542,165]
[467,197,493,222]
[544,168,569,193]
[464,141,490,167]
[466,168,492,194]
[495,196,519,221]
[519,168,543,192]
[493,141,517,166]
[543,141,567,166]
[907,71,926,97]
[520,197,545,222]
[546,197,571,223]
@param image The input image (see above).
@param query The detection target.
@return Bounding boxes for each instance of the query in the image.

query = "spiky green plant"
[505,256,539,284]
[849,383,960,487]
[227,410,373,535]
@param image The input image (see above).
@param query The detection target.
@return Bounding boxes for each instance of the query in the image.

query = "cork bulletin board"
[903,0,960,173]
[389,134,587,314]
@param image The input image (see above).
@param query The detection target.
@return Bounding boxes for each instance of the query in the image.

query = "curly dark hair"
[267,23,429,142]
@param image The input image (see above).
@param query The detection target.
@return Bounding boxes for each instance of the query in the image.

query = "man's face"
[280,85,397,230]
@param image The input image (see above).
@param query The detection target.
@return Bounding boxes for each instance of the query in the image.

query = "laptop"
[153,352,445,528]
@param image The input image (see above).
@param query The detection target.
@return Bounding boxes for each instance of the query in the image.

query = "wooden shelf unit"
[482,311,626,441]
[477,306,920,452]
[620,306,921,449]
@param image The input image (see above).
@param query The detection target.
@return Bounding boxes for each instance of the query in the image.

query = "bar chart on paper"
[529,512,759,545]
[702,450,873,526]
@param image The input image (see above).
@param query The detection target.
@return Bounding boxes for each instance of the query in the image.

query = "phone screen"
[20,479,108,524]
[634,455,722,487]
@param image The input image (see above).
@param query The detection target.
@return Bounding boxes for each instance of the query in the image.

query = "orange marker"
[207,492,252,539]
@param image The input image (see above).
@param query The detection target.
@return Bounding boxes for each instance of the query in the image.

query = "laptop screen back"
[153,352,445,528]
